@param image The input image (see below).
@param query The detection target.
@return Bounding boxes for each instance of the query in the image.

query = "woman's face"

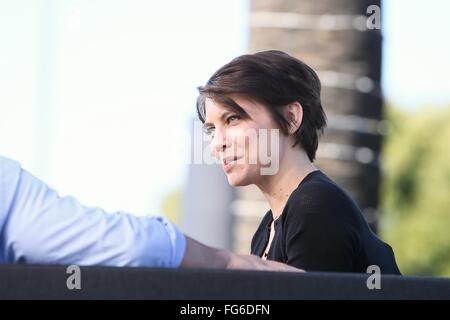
[203,95,285,186]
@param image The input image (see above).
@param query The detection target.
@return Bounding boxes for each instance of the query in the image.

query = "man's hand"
[181,236,303,272]
[225,252,304,272]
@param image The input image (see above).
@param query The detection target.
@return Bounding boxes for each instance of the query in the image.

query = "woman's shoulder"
[290,170,351,204]
[280,171,364,256]
[284,170,362,223]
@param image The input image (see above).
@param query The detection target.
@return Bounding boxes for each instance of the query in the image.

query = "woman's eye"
[204,127,215,136]
[226,115,240,124]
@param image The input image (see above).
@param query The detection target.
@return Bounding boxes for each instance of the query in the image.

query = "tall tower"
[233,0,384,253]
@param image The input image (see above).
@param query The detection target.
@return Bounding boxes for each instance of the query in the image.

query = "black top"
[251,170,401,274]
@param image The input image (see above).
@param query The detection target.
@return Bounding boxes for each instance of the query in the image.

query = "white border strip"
[327,114,390,136]
[251,11,373,31]
[317,142,380,166]
[317,71,382,96]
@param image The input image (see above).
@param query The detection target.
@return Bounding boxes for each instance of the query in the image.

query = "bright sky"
[382,0,450,108]
[0,0,449,217]
[0,0,249,216]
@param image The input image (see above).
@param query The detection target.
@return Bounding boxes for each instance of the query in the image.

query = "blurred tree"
[381,105,450,276]
[160,188,182,225]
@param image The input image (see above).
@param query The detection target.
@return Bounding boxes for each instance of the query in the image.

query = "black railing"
[0,265,449,300]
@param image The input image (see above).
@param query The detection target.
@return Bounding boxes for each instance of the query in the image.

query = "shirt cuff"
[154,216,186,268]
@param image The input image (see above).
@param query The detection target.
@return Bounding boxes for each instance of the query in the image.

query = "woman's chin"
[226,173,251,187]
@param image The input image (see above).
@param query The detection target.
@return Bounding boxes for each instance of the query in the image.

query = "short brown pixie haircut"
[196,50,327,162]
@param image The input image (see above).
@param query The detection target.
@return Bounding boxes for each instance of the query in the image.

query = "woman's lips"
[222,156,243,174]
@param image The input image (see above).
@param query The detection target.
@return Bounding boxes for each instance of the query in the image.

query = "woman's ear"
[285,102,303,134]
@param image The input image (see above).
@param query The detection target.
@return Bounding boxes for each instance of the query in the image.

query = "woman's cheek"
[227,128,246,154]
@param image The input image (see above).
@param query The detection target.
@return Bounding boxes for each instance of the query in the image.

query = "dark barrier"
[0,264,449,300]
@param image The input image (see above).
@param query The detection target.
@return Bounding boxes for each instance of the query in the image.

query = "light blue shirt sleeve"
[0,156,186,268]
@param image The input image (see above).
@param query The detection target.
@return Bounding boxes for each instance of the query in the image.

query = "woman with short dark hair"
[197,50,401,274]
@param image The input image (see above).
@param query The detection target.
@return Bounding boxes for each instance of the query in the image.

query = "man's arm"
[1,162,186,267]
[0,156,300,272]
[181,236,301,272]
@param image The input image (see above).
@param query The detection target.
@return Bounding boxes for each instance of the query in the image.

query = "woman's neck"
[256,150,317,219]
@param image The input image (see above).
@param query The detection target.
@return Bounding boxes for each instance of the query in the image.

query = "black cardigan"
[251,170,401,274]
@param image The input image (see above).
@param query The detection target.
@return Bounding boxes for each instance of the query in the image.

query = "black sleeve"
[283,184,360,272]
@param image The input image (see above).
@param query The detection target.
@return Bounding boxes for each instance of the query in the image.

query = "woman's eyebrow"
[203,121,213,129]
[203,111,234,128]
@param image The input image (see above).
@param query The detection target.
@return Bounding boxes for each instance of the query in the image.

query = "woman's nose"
[211,129,231,155]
